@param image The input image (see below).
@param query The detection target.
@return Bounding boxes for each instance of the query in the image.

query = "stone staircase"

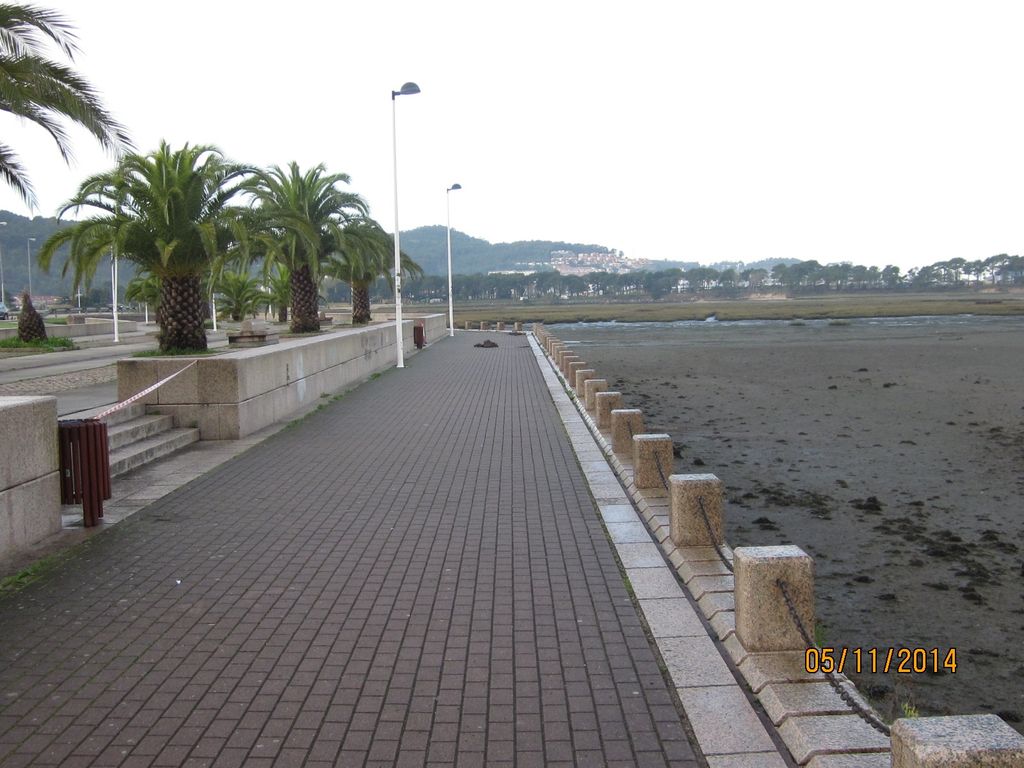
[102,403,200,477]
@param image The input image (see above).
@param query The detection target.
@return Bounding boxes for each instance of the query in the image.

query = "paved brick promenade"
[0,334,699,767]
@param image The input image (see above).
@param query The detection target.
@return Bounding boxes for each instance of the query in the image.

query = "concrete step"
[109,427,200,478]
[99,401,147,427]
[106,413,174,451]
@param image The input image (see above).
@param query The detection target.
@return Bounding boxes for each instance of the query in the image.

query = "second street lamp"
[446,183,462,337]
[391,81,420,368]
[26,237,36,296]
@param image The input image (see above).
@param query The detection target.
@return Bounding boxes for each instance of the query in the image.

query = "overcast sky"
[2,0,1022,270]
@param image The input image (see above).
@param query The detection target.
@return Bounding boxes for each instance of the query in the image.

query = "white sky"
[2,0,1023,270]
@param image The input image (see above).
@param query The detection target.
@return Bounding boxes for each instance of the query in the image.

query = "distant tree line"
[394,254,1024,303]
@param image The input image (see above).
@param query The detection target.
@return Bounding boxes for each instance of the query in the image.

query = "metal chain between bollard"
[697,496,733,573]
[653,451,671,491]
[776,579,891,736]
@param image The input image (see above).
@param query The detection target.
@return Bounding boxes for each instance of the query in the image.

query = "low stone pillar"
[548,340,561,356]
[610,409,643,454]
[595,391,623,428]
[568,361,586,386]
[497,322,505,331]
[514,322,523,332]
[479,322,488,331]
[669,474,724,547]
[464,321,471,331]
[632,434,673,490]
[891,715,1024,767]
[734,546,814,653]
[584,379,608,411]
[561,354,580,377]
[574,369,595,393]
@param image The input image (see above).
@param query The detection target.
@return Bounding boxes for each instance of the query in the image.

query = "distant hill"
[400,226,614,275]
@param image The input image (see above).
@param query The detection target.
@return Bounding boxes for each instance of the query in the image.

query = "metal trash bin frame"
[57,419,111,527]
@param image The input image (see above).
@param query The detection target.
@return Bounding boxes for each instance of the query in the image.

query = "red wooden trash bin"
[413,323,425,349]
[57,419,112,527]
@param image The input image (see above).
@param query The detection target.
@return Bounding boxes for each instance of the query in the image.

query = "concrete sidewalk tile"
[615,543,666,569]
[805,753,891,768]
[707,753,789,768]
[626,568,683,599]
[738,652,825,694]
[760,682,864,726]
[687,575,735,600]
[606,522,654,544]
[659,635,737,688]
[638,598,708,638]
[599,504,640,523]
[679,558,734,584]
[697,592,734,621]
[778,715,890,764]
[723,635,749,667]
[709,611,736,641]
[677,686,778,755]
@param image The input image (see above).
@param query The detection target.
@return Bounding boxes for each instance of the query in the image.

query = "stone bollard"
[610,409,644,454]
[561,355,580,377]
[514,322,523,332]
[669,474,724,547]
[548,340,561,356]
[497,322,505,331]
[464,321,471,331]
[575,369,595,394]
[891,715,1024,767]
[595,391,623,428]
[584,379,608,411]
[568,361,586,387]
[480,321,488,331]
[632,434,674,490]
[734,546,814,653]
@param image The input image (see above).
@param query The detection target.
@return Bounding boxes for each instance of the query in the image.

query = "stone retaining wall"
[0,318,140,341]
[0,396,61,560]
[117,315,447,440]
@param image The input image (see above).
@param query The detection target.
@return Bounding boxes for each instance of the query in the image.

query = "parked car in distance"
[0,301,9,320]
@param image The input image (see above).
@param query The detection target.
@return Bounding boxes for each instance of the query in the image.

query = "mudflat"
[558,315,1024,731]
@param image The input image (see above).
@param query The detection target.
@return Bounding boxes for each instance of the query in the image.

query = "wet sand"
[557,316,1024,730]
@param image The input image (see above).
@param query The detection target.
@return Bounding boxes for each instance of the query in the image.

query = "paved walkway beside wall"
[0,334,701,767]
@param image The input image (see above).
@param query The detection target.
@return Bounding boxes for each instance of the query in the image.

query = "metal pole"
[26,237,35,296]
[392,93,405,368]
[111,249,119,342]
[0,221,7,302]
[446,190,454,337]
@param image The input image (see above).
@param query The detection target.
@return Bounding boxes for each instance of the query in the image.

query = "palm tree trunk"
[352,283,371,324]
[277,305,287,323]
[158,274,207,352]
[290,264,320,333]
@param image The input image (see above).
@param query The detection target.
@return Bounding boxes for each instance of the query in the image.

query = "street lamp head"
[448,183,462,192]
[392,82,421,99]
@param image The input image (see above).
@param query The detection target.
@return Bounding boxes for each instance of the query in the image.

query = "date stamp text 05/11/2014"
[804,647,958,675]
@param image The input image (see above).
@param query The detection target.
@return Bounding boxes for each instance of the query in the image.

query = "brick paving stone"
[0,334,700,766]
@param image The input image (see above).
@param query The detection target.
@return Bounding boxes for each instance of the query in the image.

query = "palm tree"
[0,4,131,207]
[37,142,253,352]
[124,270,161,323]
[324,218,422,325]
[246,162,368,333]
[216,270,265,321]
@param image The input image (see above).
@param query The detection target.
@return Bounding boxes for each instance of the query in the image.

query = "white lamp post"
[391,81,420,368]
[26,237,36,296]
[110,247,119,342]
[0,221,7,303]
[446,183,462,337]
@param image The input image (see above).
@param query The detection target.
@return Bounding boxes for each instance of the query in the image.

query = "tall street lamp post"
[0,221,7,303]
[26,237,36,296]
[445,183,462,337]
[391,81,420,368]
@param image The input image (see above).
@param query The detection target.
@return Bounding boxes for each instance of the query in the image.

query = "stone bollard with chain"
[734,546,814,653]
[669,474,724,547]
[584,379,608,411]
[890,715,1024,767]
[632,434,673,490]
[610,409,643,454]
[595,391,623,428]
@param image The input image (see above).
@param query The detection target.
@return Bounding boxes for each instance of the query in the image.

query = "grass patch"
[0,552,65,597]
[0,336,75,351]
[45,317,68,325]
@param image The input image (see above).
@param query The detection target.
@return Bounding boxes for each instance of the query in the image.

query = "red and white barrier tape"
[92,361,198,422]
